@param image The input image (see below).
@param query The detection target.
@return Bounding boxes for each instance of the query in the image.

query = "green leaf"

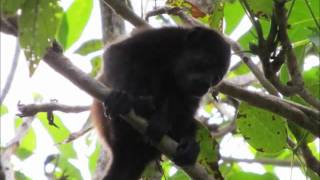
[58,156,82,180]
[37,113,77,158]
[225,0,245,34]
[287,0,319,44]
[237,103,287,154]
[196,123,221,177]
[14,118,37,160]
[0,105,8,116]
[196,124,218,164]
[89,143,101,175]
[75,39,103,56]
[90,55,102,77]
[246,0,273,18]
[1,0,26,14]
[57,0,93,50]
[228,172,278,180]
[169,169,189,180]
[46,154,82,180]
[208,2,224,30]
[18,0,63,76]
[287,67,320,106]
[309,28,320,51]
[303,66,320,99]
[15,171,31,180]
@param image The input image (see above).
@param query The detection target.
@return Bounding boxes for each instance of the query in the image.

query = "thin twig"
[17,102,90,117]
[221,156,300,167]
[0,39,20,104]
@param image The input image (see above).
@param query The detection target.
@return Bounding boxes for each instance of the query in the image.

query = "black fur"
[95,26,230,180]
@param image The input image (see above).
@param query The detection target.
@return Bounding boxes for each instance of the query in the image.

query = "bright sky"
[1,0,316,179]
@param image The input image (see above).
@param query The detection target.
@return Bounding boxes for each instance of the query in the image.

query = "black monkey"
[91,26,230,180]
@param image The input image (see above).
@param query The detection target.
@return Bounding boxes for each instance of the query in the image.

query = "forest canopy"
[0,0,319,179]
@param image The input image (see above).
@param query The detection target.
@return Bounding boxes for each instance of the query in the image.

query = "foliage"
[0,0,319,179]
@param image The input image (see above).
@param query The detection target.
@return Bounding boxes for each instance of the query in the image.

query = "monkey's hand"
[103,91,134,116]
[173,138,200,166]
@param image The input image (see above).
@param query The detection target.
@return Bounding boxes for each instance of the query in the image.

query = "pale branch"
[217,81,320,137]
[211,119,236,138]
[102,0,151,28]
[17,102,90,117]
[99,0,125,44]
[274,1,320,110]
[67,116,93,143]
[145,6,202,27]
[0,38,20,104]
[226,38,279,96]
[221,156,300,167]
[1,116,35,180]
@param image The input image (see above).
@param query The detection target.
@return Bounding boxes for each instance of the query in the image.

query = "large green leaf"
[246,0,273,18]
[18,0,62,76]
[1,0,26,14]
[224,0,246,34]
[57,0,93,50]
[37,113,77,158]
[15,118,36,160]
[287,0,319,44]
[237,103,287,154]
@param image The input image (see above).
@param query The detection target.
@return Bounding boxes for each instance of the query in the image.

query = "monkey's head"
[174,27,231,97]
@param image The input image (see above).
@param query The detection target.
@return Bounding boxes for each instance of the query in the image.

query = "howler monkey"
[91,26,231,180]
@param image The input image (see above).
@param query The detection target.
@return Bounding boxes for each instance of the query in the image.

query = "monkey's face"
[174,50,230,97]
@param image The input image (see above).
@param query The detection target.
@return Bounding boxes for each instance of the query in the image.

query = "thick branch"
[102,0,151,28]
[300,142,320,176]
[274,1,320,109]
[217,81,320,137]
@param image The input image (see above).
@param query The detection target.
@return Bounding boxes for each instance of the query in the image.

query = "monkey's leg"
[104,140,160,180]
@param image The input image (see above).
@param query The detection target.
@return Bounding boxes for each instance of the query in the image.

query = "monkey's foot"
[103,91,133,116]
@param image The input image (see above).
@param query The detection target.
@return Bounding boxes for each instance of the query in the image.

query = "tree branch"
[221,156,300,167]
[274,0,320,109]
[17,101,90,117]
[0,38,20,104]
[1,116,35,180]
[102,0,151,28]
[217,81,320,137]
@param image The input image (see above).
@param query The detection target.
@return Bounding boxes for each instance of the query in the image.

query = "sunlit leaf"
[1,0,26,14]
[57,0,93,50]
[0,105,8,116]
[228,172,278,180]
[75,39,103,56]
[15,117,36,160]
[37,113,77,158]
[18,0,63,76]
[237,103,287,154]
